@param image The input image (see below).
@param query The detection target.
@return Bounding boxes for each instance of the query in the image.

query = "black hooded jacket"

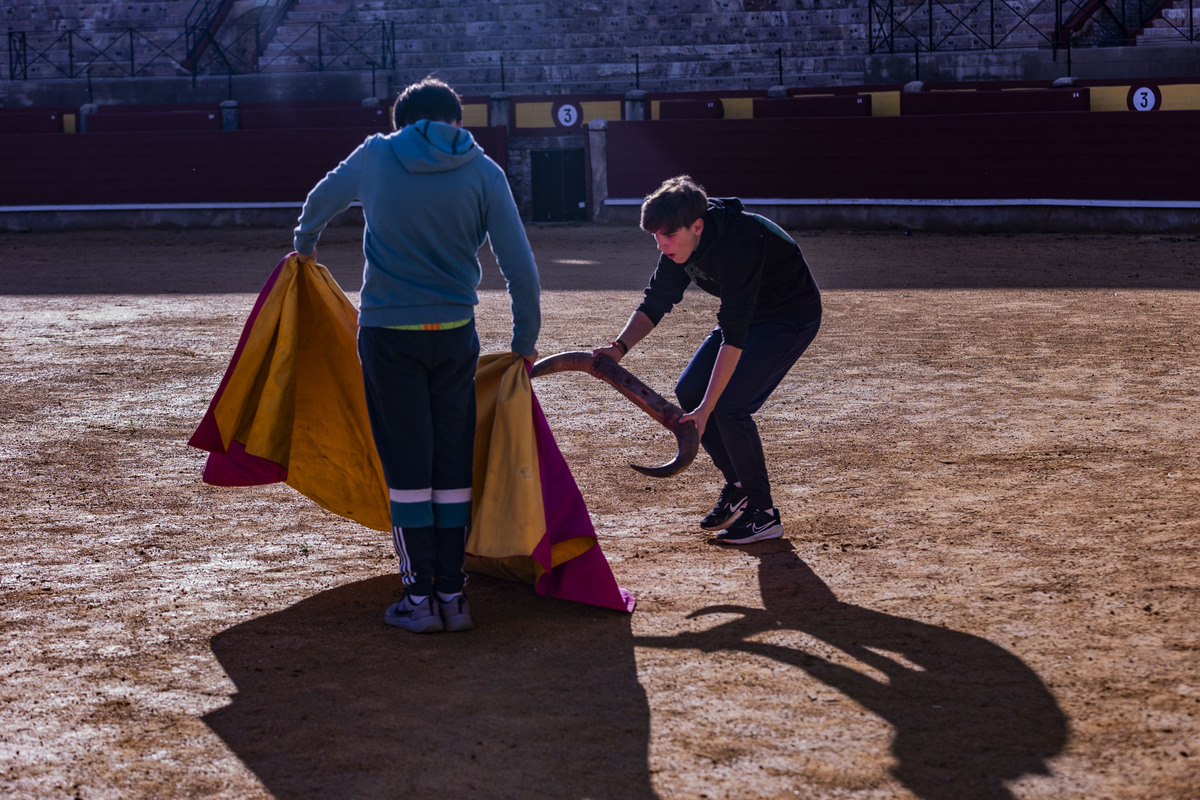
[635,198,822,349]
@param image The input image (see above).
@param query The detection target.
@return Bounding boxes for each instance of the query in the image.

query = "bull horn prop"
[530,351,699,478]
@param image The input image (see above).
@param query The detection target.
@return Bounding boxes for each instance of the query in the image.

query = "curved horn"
[530,351,699,478]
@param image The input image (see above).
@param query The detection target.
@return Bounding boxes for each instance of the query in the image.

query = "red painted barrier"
[659,99,725,120]
[900,89,1091,115]
[753,95,872,118]
[603,111,1200,202]
[84,110,222,132]
[0,108,76,134]
[0,124,509,206]
[238,102,391,131]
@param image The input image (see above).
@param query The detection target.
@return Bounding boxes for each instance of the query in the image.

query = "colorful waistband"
[384,318,472,332]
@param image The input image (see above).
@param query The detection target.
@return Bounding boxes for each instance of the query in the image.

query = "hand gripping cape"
[188,254,635,613]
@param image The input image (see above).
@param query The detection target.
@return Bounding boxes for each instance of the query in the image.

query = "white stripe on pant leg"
[392,527,416,585]
[389,487,430,586]
[459,525,470,586]
[390,487,433,503]
[431,487,472,504]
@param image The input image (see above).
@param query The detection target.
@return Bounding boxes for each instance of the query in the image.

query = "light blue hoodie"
[294,120,540,355]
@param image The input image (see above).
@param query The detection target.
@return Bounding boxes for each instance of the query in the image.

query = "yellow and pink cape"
[189,254,634,612]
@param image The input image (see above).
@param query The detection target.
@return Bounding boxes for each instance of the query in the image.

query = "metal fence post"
[1053,0,1061,59]
[9,32,28,81]
[890,0,895,52]
[928,0,934,52]
[869,0,874,52]
[381,21,394,70]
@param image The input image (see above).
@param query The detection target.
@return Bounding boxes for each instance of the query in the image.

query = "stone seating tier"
[4,0,1164,96]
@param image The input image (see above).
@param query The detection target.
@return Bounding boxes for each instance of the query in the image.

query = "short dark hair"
[391,77,463,130]
[640,175,708,234]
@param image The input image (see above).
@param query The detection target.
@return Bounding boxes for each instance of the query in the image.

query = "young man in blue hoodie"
[294,77,541,633]
[594,175,821,545]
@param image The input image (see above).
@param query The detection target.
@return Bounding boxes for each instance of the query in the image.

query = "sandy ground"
[1,222,1198,799]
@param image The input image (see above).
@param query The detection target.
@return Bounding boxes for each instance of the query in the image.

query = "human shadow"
[634,540,1068,799]
[203,574,657,800]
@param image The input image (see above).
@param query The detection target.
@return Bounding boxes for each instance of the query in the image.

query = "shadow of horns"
[635,540,1069,800]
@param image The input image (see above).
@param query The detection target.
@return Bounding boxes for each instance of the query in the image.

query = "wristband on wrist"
[610,338,630,355]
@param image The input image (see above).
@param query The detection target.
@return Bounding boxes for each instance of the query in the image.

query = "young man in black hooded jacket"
[593,175,822,544]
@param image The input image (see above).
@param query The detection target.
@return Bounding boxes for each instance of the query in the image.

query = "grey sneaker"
[700,484,748,531]
[384,594,444,633]
[436,593,474,632]
[715,507,784,545]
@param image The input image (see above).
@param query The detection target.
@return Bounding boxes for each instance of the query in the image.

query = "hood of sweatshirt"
[389,119,482,173]
[688,197,743,269]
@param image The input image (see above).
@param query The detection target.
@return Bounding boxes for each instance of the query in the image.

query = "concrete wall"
[866,43,1200,86]
[0,72,386,111]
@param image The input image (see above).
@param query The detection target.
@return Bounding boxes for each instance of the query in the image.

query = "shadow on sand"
[205,543,1067,799]
[634,540,1069,800]
[204,574,657,800]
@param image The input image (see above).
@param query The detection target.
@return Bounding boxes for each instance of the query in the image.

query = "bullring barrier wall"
[2,80,1199,232]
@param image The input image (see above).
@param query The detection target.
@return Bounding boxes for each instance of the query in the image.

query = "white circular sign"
[1130,86,1160,111]
[555,103,580,128]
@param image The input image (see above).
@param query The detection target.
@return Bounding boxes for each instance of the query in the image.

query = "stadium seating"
[4,0,869,92]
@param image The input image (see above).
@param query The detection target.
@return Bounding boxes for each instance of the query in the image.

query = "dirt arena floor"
[1,221,1198,800]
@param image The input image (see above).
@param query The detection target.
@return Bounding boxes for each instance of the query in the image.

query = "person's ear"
[691,218,704,236]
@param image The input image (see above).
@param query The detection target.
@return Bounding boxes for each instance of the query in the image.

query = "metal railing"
[870,0,1051,53]
[7,28,189,81]
[1067,0,1196,44]
[867,0,1192,54]
[254,22,395,73]
[8,2,1195,90]
[4,20,395,83]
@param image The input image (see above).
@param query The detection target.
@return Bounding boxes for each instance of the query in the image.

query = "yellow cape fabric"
[205,256,596,590]
[467,356,597,584]
[470,354,546,557]
[211,255,391,531]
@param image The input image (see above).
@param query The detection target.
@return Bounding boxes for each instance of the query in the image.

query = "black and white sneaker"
[700,484,749,531]
[436,592,474,633]
[715,507,784,545]
[384,593,444,633]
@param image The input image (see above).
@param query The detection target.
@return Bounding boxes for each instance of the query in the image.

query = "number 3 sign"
[1128,85,1162,111]
[553,102,581,128]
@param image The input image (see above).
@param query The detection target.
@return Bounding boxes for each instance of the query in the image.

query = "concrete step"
[1138,0,1200,41]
